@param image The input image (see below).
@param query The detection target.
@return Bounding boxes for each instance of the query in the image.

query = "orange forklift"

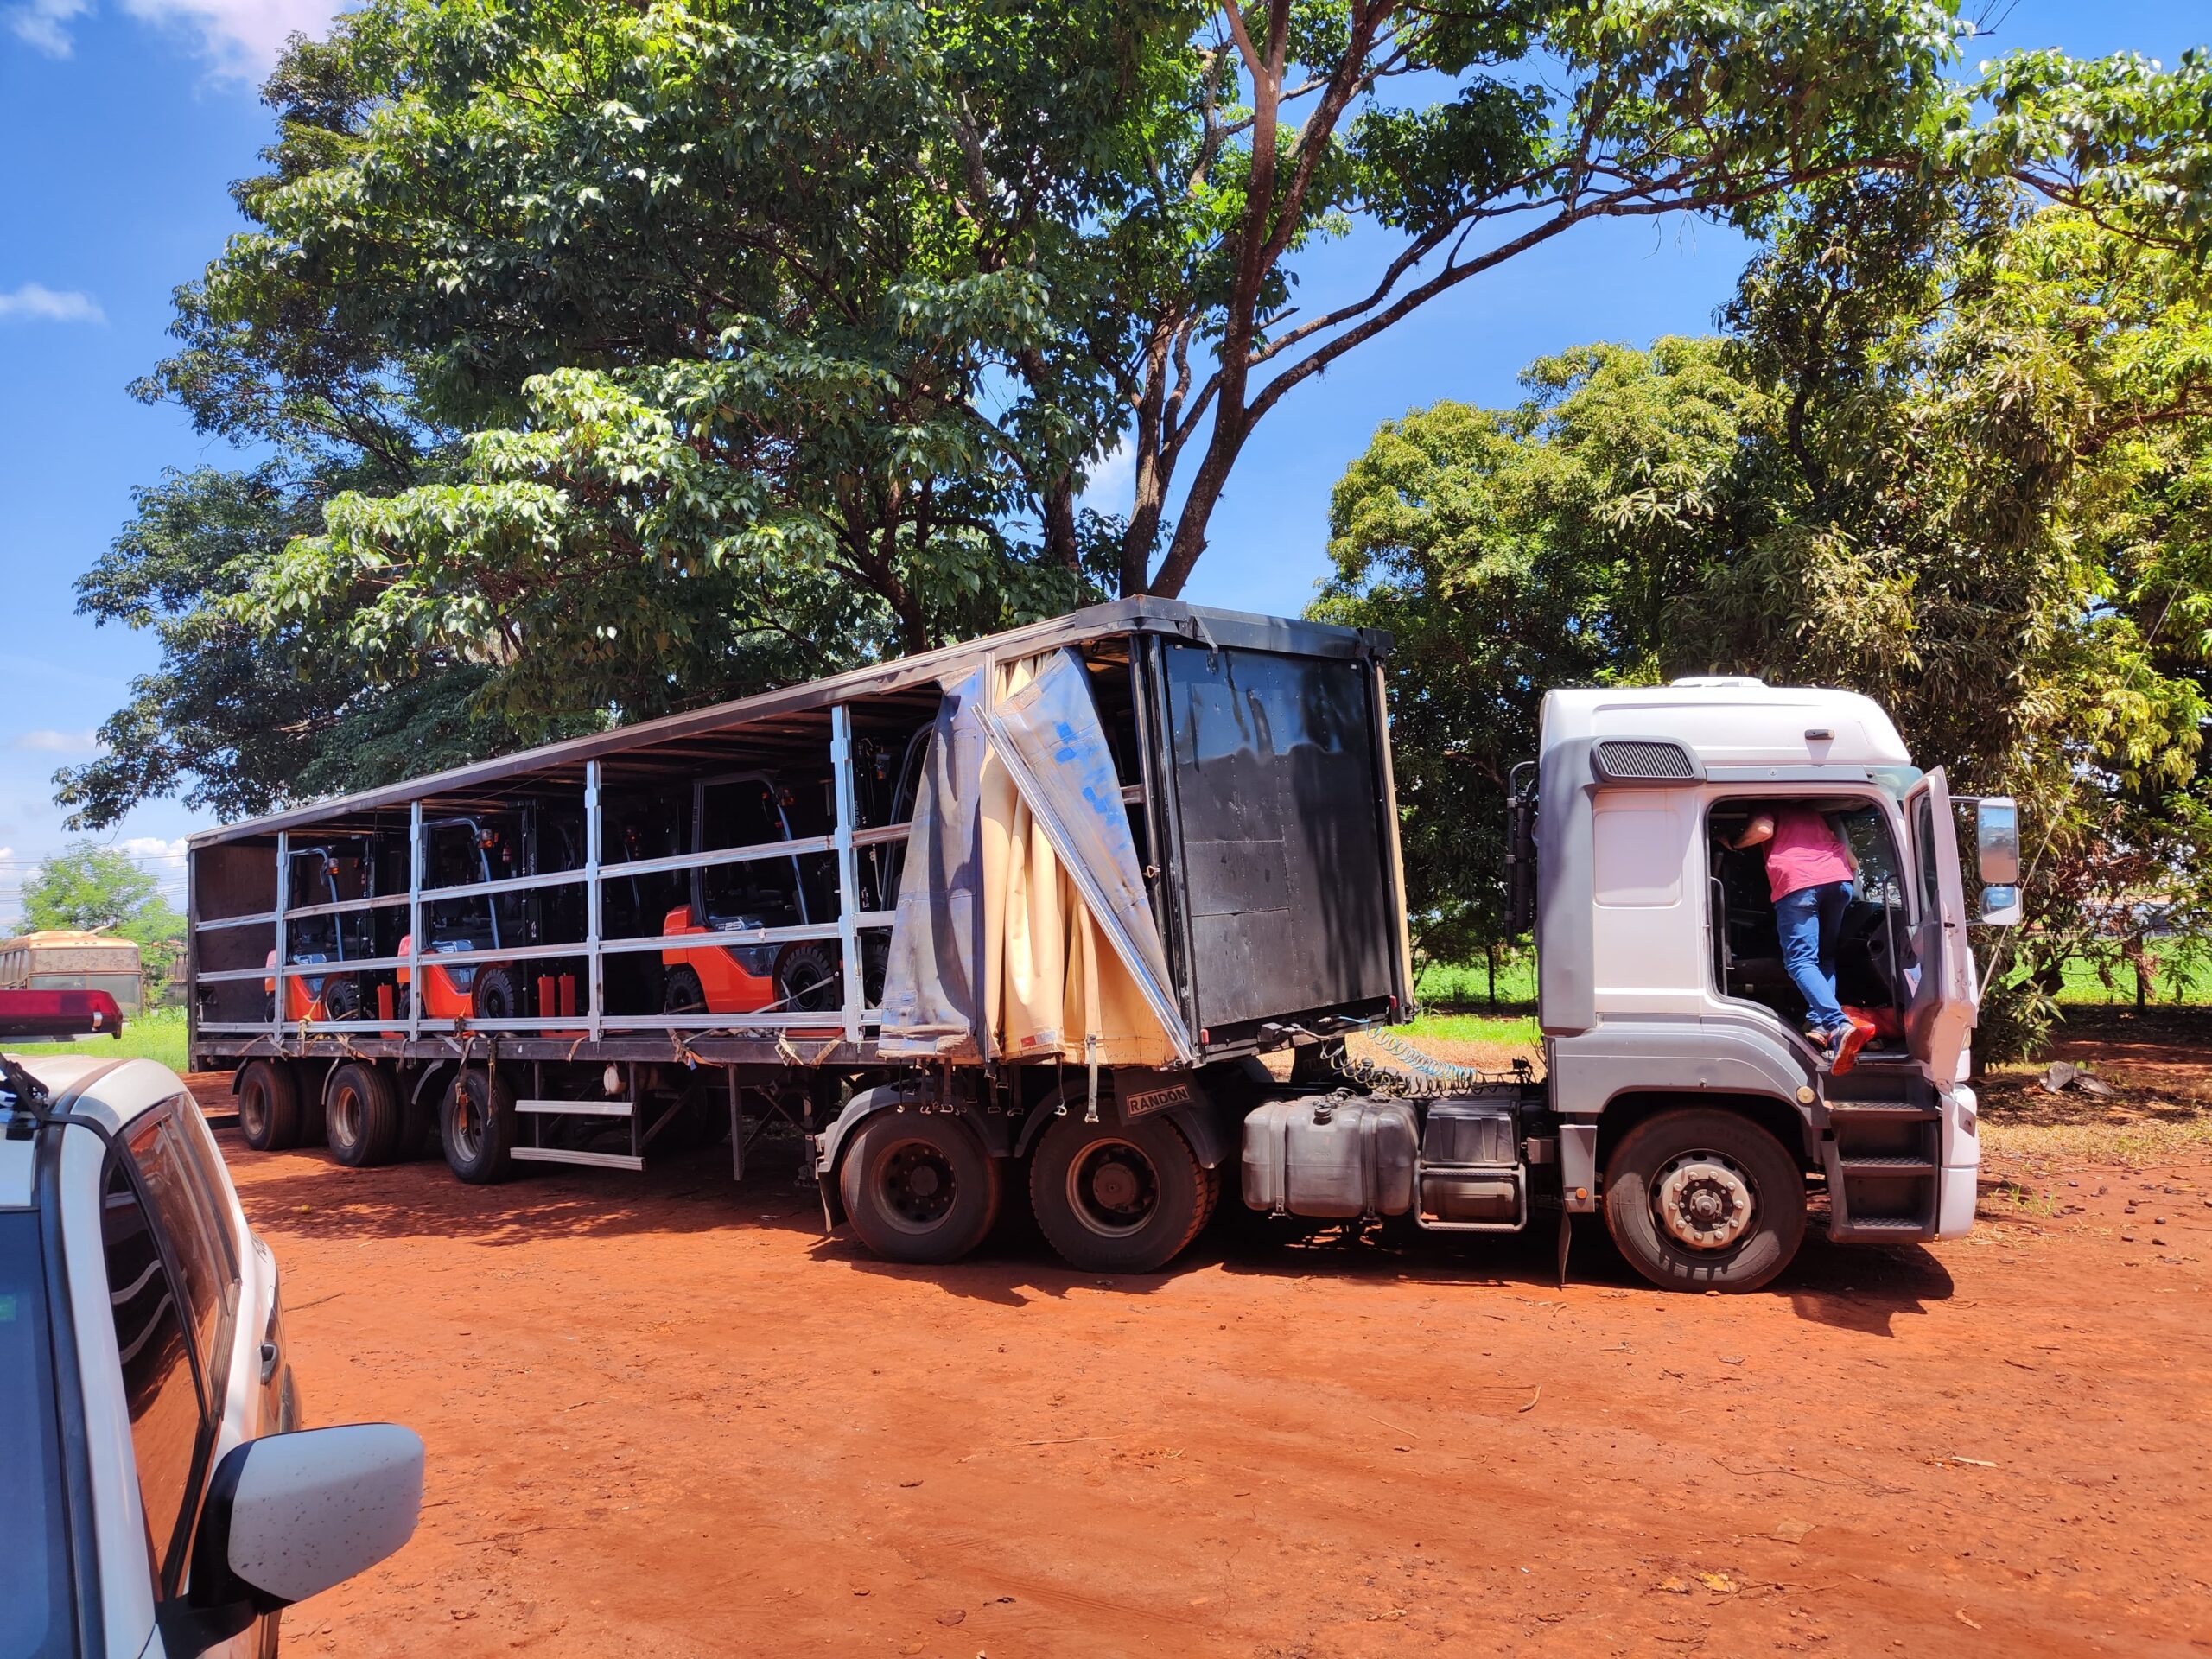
[658,772,840,1018]
[263,839,382,1023]
[400,810,582,1023]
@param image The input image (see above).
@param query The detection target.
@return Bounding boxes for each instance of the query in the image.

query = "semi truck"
[185,601,2017,1292]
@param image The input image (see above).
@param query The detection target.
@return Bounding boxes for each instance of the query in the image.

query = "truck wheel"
[236,1060,302,1153]
[442,1066,517,1185]
[325,1062,404,1168]
[1602,1108,1805,1293]
[1028,1111,1210,1274]
[839,1111,1000,1264]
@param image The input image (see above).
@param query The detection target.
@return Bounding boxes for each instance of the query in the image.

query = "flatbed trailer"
[188,601,1417,1269]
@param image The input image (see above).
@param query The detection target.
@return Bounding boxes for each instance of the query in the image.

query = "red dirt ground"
[191,1067,2212,1659]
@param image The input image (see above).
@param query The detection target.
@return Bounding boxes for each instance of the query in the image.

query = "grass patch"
[1402,1011,1541,1047]
[1412,951,1536,1011]
[6,1007,192,1072]
[1982,1116,2212,1166]
[2050,952,2211,1007]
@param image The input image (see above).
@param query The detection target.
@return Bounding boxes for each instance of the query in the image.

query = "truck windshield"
[0,1208,76,1658]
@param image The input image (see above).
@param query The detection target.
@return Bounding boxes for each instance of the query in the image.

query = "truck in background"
[184,602,2016,1292]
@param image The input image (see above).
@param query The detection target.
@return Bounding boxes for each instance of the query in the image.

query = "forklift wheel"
[473,966,520,1022]
[775,943,841,1014]
[663,965,708,1015]
[1602,1108,1805,1293]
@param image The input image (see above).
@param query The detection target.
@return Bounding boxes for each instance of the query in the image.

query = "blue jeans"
[1776,880,1853,1032]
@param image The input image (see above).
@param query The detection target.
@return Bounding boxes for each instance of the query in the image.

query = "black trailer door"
[1159,642,1396,1032]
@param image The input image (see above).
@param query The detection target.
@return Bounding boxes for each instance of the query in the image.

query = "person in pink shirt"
[1731,803,1863,1060]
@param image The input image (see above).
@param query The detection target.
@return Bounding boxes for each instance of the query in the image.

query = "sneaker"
[1831,1009,1878,1075]
[1807,1022,1847,1065]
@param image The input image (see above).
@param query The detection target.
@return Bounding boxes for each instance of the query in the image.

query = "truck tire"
[442,1066,517,1185]
[1028,1111,1211,1274]
[325,1061,404,1168]
[1602,1108,1805,1293]
[839,1111,1000,1265]
[236,1060,302,1153]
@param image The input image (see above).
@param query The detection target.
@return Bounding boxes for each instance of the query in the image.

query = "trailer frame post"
[830,704,862,1045]
[585,760,604,1041]
[728,1067,742,1184]
[407,801,423,1044]
[272,831,289,1043]
[185,842,200,1064]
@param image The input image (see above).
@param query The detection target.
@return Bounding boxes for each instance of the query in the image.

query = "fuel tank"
[1241,1094,1418,1218]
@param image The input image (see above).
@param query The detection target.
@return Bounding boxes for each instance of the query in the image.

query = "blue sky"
[0,0,2204,925]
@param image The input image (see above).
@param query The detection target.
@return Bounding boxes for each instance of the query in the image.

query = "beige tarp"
[876,649,1192,1069]
[979,657,1175,1068]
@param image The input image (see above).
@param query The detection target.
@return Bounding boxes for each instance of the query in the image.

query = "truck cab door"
[1904,768,1976,1081]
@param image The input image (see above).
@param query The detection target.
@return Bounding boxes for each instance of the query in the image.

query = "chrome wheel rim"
[1652,1149,1756,1251]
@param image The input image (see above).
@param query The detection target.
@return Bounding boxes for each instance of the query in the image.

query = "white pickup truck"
[1,1039,422,1657]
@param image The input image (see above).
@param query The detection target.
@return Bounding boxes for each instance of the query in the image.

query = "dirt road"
[209,1109,2210,1659]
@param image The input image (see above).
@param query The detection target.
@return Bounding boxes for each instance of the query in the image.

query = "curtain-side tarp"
[874,668,990,1056]
[877,650,1194,1067]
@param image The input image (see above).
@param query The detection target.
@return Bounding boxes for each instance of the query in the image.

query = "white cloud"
[5,0,89,56]
[122,0,340,73]
[13,728,103,753]
[1079,437,1136,516]
[120,836,188,864]
[6,0,340,73]
[0,283,105,325]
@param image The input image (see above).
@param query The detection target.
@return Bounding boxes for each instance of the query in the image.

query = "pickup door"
[1904,768,1976,1081]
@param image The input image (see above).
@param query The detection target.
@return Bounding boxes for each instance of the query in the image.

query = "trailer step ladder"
[510,1092,652,1173]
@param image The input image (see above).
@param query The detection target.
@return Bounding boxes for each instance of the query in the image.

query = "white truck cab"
[1518,679,2020,1287]
[0,1050,423,1657]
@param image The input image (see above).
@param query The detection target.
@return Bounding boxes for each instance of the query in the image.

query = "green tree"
[69,2,2212,828]
[1320,203,2212,1049]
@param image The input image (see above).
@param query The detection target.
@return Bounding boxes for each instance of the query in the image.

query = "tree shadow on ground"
[213,1124,835,1249]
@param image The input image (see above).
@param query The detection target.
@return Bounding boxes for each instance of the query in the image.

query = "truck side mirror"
[168,1424,423,1656]
[1976,885,2023,926]
[1974,798,2020,886]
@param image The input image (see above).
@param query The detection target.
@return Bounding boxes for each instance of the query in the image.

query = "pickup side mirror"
[167,1424,423,1655]
[1974,798,2020,886]
[1976,884,2024,926]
